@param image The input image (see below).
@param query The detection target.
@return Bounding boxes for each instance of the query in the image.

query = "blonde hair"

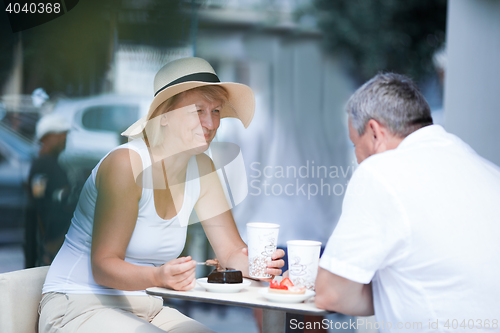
[142,85,229,147]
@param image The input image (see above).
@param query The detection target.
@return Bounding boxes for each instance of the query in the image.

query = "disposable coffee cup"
[287,240,321,290]
[247,222,280,278]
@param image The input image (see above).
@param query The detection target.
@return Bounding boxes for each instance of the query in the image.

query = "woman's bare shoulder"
[195,153,216,177]
[96,148,142,194]
[105,148,141,164]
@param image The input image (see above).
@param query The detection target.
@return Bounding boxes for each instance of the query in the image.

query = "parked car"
[0,94,150,242]
[53,94,150,184]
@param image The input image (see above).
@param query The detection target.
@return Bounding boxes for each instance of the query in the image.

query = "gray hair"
[347,73,433,137]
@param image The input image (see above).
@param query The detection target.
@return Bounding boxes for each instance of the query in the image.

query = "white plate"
[196,278,251,293]
[258,288,315,303]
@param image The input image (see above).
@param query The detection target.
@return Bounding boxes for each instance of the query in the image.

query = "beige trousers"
[38,293,215,333]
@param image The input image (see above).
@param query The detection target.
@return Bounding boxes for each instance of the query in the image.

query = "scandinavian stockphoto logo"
[249,160,358,199]
[4,0,79,33]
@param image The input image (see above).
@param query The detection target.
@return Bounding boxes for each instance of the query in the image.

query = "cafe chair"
[0,266,50,333]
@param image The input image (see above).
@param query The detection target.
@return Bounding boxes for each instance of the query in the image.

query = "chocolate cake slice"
[207,268,243,284]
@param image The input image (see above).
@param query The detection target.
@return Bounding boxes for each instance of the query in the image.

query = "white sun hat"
[121,57,255,137]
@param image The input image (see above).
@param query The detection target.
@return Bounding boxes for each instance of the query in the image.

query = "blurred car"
[0,123,37,233]
[0,94,150,240]
[54,94,150,183]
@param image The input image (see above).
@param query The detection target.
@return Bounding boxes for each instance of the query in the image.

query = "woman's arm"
[91,149,196,291]
[194,154,284,277]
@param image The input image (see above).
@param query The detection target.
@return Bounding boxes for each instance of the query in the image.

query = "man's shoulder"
[352,144,431,192]
[355,125,500,190]
[357,149,407,174]
[360,125,464,173]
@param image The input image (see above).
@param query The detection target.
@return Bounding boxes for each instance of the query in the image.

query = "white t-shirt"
[43,139,200,296]
[320,125,500,332]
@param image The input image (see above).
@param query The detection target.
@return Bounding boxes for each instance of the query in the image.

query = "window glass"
[0,141,11,164]
[82,105,139,133]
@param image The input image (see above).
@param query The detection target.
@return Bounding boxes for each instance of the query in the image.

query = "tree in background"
[312,0,447,84]
[0,16,18,89]
[1,0,190,97]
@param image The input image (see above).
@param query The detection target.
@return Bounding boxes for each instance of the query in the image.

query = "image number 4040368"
[4,0,80,33]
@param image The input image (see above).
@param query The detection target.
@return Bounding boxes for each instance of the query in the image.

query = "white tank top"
[42,139,200,296]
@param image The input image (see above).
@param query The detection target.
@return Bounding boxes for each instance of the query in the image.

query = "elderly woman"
[39,57,284,333]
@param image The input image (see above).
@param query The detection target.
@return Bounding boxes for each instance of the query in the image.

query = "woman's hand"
[241,248,285,282]
[156,256,197,291]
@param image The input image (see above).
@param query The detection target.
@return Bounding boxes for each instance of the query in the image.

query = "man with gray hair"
[315,73,500,331]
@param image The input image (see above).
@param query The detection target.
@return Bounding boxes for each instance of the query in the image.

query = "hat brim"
[121,81,255,137]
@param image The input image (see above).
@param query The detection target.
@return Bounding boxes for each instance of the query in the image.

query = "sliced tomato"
[280,277,294,288]
[270,280,288,289]
[270,280,279,288]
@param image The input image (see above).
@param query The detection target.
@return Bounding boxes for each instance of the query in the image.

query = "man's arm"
[315,267,374,316]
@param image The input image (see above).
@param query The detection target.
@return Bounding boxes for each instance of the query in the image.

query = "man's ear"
[367,119,386,152]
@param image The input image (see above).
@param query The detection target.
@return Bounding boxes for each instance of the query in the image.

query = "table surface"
[146,279,329,316]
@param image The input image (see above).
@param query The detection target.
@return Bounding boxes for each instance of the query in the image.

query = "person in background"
[315,73,500,332]
[24,113,75,267]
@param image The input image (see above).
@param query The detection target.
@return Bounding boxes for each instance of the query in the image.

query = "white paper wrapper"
[247,223,280,278]
[287,240,321,290]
